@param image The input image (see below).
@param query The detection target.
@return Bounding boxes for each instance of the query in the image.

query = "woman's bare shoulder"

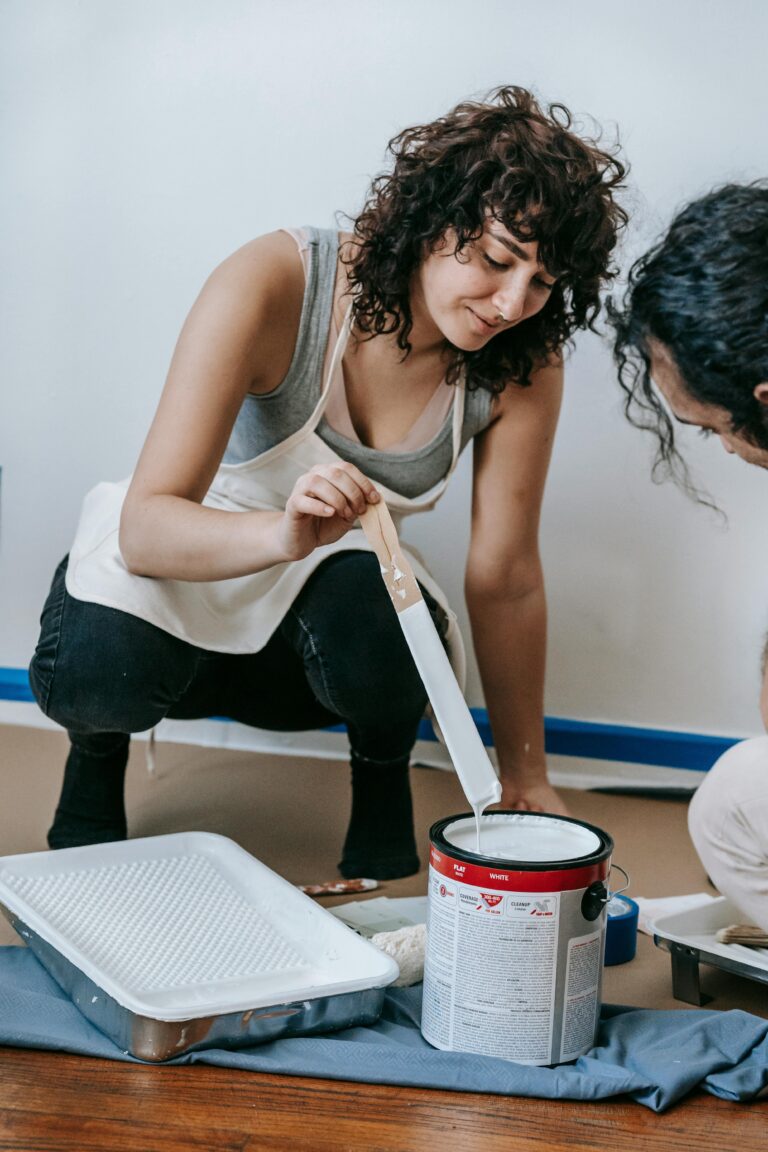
[207,230,305,306]
[486,354,564,421]
[198,230,307,393]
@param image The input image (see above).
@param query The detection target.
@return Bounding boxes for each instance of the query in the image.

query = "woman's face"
[650,340,768,469]
[413,219,557,351]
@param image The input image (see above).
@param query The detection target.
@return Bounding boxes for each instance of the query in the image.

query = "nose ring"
[495,312,508,323]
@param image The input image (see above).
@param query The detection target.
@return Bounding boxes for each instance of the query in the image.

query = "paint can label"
[422,865,602,1065]
[422,866,561,1062]
[560,930,602,1061]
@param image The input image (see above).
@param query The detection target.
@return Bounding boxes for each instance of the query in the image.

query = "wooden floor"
[1,724,766,1150]
[2,1048,766,1152]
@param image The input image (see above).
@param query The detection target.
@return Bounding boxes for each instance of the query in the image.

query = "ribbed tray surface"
[3,853,306,993]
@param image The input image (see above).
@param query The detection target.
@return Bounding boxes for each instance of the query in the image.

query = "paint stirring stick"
[299,878,379,897]
[359,499,501,833]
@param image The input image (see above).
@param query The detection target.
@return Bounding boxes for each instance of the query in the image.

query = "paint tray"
[653,895,768,1005]
[0,832,399,1061]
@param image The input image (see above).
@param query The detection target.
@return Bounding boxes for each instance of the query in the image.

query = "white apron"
[66,309,468,686]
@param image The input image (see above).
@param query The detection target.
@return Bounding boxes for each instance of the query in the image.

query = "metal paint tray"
[653,895,768,1005]
[0,832,398,1061]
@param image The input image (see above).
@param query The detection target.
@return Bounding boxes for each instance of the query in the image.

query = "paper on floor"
[330,896,428,938]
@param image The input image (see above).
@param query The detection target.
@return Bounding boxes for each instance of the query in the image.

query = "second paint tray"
[653,895,768,1004]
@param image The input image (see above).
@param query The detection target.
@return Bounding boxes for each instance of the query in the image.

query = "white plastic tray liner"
[654,895,768,973]
[0,832,397,1020]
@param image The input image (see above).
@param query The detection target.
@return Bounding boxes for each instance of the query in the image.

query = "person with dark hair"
[610,182,768,929]
[30,87,626,878]
[611,183,768,481]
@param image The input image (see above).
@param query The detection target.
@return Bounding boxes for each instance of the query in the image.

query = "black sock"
[47,732,130,850]
[338,753,420,880]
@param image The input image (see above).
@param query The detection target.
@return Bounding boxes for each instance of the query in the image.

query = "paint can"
[421,811,614,1066]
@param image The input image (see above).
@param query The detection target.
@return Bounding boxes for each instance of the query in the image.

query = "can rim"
[429,810,614,870]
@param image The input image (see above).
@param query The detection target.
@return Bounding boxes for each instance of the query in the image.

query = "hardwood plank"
[0,1049,765,1152]
[0,1108,250,1152]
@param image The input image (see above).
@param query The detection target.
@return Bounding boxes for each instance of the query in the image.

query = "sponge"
[371,923,426,986]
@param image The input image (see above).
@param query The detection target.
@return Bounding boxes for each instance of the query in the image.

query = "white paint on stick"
[398,600,501,815]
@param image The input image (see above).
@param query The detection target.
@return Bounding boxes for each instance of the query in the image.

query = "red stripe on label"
[429,845,609,892]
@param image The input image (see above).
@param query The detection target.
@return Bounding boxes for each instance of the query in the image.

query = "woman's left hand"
[499,781,570,817]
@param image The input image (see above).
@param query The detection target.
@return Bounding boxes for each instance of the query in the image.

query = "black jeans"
[30,551,444,758]
[29,551,445,873]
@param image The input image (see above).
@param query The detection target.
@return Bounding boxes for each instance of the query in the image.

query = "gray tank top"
[223,227,494,498]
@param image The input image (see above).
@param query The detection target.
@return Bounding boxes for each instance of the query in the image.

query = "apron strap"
[450,371,467,470]
[304,302,354,433]
[318,304,467,470]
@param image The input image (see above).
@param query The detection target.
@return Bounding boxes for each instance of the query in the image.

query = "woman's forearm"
[466,580,548,793]
[119,495,288,581]
[119,462,377,581]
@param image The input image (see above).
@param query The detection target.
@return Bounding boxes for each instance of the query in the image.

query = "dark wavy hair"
[609,182,768,490]
[344,86,627,393]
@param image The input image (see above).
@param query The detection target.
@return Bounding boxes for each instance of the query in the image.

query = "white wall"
[2,0,767,738]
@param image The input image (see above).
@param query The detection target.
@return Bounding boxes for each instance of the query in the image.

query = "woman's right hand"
[274,463,380,562]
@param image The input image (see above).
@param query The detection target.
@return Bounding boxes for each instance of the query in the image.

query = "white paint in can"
[421,811,613,1066]
[448,812,602,863]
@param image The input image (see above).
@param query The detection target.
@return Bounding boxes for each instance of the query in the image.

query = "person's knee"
[35,601,196,735]
[43,660,162,734]
[689,737,768,882]
[287,552,428,727]
[297,604,427,726]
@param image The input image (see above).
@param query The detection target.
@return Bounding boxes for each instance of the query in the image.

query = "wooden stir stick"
[359,500,422,612]
[359,499,501,817]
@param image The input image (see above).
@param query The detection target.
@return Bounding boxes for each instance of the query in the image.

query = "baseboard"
[1,665,744,780]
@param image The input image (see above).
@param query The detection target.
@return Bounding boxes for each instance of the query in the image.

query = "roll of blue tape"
[604,895,638,966]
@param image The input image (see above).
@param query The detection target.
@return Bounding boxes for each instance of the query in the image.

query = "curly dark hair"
[344,86,628,393]
[608,182,768,490]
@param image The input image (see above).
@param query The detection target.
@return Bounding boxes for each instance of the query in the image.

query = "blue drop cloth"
[1,947,766,1112]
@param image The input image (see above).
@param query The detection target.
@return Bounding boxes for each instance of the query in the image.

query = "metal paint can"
[421,811,614,1066]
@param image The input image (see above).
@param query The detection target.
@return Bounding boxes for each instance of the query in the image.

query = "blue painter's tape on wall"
[542,715,738,771]
[433,709,738,771]
[0,666,741,771]
[0,668,35,703]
